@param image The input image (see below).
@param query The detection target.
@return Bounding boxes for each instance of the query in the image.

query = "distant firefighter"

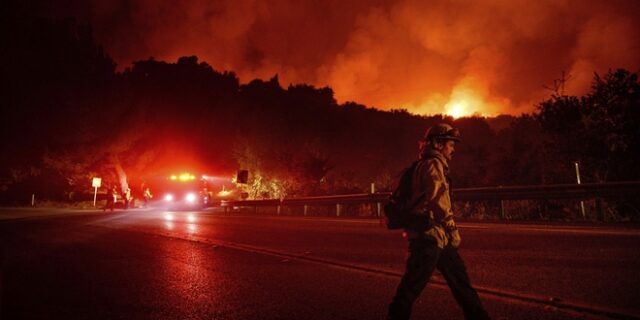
[103,185,118,212]
[123,187,132,209]
[143,186,153,208]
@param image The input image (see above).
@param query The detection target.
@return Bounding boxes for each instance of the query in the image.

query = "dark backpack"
[383,161,420,230]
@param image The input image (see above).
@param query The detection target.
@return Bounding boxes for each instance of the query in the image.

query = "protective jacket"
[406,148,461,248]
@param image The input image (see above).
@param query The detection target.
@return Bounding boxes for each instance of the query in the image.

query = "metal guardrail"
[221,199,281,207]
[220,181,640,207]
[282,193,382,205]
[220,193,385,208]
[453,181,640,201]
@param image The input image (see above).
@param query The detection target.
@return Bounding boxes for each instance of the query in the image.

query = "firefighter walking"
[387,123,490,320]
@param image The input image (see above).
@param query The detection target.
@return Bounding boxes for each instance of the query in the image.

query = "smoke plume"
[41,0,640,115]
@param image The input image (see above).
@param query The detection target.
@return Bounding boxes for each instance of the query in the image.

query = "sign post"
[92,177,102,207]
[574,162,586,219]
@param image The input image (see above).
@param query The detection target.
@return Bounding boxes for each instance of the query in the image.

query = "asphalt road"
[1,207,639,319]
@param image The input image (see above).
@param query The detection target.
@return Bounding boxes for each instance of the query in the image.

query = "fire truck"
[160,173,210,209]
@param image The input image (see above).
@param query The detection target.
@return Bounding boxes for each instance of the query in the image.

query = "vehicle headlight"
[164,194,174,201]
[185,193,197,203]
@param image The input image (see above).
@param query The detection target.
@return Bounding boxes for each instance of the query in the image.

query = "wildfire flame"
[444,101,470,119]
[442,82,497,118]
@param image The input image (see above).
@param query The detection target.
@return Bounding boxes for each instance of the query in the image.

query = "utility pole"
[544,71,572,96]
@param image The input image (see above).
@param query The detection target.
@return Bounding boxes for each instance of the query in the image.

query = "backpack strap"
[390,160,418,199]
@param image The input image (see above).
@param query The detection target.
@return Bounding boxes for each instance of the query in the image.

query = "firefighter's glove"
[444,218,457,232]
[444,219,461,248]
[449,229,461,247]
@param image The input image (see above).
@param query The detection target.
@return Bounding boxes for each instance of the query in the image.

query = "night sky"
[17,0,640,116]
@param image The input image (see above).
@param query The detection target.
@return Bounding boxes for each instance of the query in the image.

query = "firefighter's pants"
[387,237,490,320]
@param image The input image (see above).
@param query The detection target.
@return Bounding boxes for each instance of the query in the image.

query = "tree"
[491,115,544,185]
[584,69,640,182]
[536,69,640,183]
[0,17,117,200]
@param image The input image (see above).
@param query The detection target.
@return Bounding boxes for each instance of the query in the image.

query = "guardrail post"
[303,205,308,216]
[596,198,604,221]
[500,200,505,219]
[376,202,381,217]
[575,162,587,220]
[336,204,341,217]
[277,205,281,215]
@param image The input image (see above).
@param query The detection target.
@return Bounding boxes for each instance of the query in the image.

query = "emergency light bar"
[169,173,196,181]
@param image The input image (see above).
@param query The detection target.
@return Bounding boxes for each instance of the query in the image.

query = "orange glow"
[63,1,639,116]
[442,82,498,118]
[444,101,471,119]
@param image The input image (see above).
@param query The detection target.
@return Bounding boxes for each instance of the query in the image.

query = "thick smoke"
[44,0,640,115]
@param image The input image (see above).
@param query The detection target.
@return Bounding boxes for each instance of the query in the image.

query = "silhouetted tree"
[491,115,544,185]
[536,69,640,183]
